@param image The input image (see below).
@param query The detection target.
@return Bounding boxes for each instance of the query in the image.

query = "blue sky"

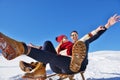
[0,0,120,52]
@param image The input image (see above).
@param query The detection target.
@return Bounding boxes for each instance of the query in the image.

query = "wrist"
[103,26,108,30]
[105,23,110,29]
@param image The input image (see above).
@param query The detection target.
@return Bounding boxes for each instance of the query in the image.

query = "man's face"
[70,32,78,43]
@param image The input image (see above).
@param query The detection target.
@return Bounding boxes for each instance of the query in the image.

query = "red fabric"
[56,35,66,42]
[58,41,73,56]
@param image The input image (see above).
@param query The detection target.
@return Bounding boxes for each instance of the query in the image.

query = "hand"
[95,26,105,32]
[28,43,34,47]
[105,14,120,28]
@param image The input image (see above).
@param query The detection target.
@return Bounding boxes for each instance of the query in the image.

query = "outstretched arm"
[92,14,120,33]
[94,14,120,33]
[80,25,105,42]
[80,14,120,42]
[28,43,42,49]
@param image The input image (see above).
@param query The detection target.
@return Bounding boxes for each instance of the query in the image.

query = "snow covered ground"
[0,51,120,80]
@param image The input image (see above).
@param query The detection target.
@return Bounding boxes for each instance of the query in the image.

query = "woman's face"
[70,32,78,43]
[62,37,68,43]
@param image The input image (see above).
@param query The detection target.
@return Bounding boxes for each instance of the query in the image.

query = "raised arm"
[80,26,104,42]
[91,14,120,34]
[28,43,42,49]
[80,14,120,42]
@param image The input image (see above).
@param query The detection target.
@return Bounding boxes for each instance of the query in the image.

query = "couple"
[19,30,82,79]
[0,14,120,80]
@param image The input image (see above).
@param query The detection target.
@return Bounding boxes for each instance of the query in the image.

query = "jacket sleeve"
[79,26,107,43]
[87,27,107,43]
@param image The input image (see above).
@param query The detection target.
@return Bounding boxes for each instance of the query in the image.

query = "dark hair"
[70,30,78,35]
[55,37,58,41]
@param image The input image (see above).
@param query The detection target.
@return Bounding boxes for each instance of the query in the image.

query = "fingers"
[112,14,120,22]
[112,14,117,18]
[116,16,120,22]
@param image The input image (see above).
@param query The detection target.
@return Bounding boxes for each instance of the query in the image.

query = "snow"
[0,51,120,80]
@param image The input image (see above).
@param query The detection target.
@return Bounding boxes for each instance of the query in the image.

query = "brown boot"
[70,41,86,72]
[0,32,27,60]
[57,74,74,80]
[22,62,46,80]
[19,61,40,73]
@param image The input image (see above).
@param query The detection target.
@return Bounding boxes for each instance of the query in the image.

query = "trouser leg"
[27,47,56,64]
[42,41,57,54]
[49,55,75,74]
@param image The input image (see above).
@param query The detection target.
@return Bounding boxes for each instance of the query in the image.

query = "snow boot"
[19,61,41,73]
[70,41,86,72]
[0,32,28,60]
[22,62,46,80]
[57,74,74,80]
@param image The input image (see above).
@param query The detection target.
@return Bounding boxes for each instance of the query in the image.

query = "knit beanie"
[56,35,66,43]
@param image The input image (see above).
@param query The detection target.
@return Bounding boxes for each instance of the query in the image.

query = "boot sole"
[70,41,86,72]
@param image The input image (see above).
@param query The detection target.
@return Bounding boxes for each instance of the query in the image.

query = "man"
[0,14,120,80]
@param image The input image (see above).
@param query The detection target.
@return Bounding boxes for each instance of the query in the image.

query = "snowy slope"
[0,51,120,80]
[85,51,120,80]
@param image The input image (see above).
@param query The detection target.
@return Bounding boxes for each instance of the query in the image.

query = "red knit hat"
[56,35,66,43]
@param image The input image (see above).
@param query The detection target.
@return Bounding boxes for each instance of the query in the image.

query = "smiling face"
[62,36,68,43]
[70,31,78,43]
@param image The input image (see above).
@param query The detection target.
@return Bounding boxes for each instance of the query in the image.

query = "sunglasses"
[71,34,78,37]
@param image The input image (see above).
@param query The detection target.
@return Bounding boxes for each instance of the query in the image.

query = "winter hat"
[56,35,67,43]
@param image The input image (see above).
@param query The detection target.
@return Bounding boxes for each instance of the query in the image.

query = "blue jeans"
[27,41,86,74]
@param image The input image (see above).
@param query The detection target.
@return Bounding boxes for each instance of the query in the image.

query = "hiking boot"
[57,74,74,80]
[19,61,40,73]
[70,41,86,72]
[22,62,46,80]
[0,32,27,60]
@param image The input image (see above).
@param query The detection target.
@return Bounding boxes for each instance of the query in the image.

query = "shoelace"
[0,42,7,50]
